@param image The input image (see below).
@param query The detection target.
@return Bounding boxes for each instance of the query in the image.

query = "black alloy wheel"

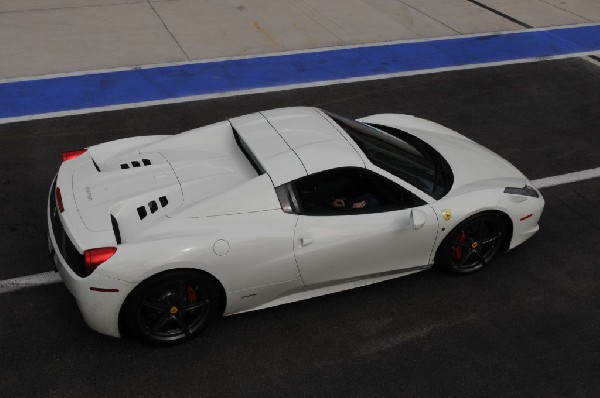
[120,271,222,345]
[437,212,507,275]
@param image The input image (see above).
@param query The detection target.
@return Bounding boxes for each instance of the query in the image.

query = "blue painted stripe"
[2,24,600,119]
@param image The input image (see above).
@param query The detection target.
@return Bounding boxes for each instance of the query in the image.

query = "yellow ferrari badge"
[442,209,452,221]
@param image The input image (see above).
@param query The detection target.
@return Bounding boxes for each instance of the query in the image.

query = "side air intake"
[110,215,122,244]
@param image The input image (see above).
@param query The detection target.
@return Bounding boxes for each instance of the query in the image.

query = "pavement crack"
[146,0,191,62]
[538,0,593,22]
[395,0,461,34]
[0,1,144,15]
[465,0,532,29]
[284,0,347,44]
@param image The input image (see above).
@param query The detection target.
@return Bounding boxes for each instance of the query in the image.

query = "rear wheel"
[120,270,222,345]
[437,212,507,275]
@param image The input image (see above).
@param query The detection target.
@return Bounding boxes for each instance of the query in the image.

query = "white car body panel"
[294,204,438,285]
[88,135,167,165]
[47,181,136,337]
[262,107,365,176]
[47,106,544,338]
[230,112,305,186]
[54,157,116,251]
[176,174,280,218]
[241,266,427,313]
[98,210,302,291]
[72,153,182,232]
[358,114,528,196]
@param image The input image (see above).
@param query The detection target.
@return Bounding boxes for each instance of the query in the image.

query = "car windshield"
[326,112,453,199]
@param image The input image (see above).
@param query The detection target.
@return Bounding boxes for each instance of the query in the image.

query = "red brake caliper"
[187,285,198,314]
[451,231,467,260]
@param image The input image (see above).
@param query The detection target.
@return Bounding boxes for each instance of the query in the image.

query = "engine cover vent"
[121,159,152,170]
[136,196,169,220]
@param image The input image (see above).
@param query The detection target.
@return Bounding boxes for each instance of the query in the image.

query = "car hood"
[359,114,527,196]
[411,129,526,195]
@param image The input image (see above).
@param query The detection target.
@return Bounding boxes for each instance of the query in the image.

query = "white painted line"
[0,271,61,294]
[1,166,599,295]
[584,54,600,67]
[531,167,600,189]
[1,51,597,126]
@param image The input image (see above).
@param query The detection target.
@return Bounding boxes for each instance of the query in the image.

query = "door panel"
[293,204,438,285]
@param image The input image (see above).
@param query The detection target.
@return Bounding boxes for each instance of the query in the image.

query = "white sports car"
[48,107,544,344]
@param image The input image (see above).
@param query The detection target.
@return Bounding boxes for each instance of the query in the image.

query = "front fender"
[429,188,508,262]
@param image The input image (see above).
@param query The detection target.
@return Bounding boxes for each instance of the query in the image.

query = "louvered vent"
[137,206,147,220]
[136,196,169,220]
[121,159,152,170]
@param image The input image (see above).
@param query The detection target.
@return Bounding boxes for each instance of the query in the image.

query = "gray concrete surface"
[1,0,598,79]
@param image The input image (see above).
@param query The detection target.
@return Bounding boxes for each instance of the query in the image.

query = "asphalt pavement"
[1,58,599,396]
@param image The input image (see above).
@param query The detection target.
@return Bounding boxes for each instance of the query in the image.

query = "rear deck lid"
[72,152,183,232]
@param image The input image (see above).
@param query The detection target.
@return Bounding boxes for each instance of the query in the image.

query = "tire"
[119,270,222,345]
[436,212,507,275]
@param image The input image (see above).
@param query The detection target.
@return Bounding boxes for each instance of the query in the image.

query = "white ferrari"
[48,107,544,344]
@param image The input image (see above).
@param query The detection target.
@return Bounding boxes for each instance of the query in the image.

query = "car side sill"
[233,265,430,314]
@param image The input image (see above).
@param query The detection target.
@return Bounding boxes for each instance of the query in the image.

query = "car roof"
[230,107,364,186]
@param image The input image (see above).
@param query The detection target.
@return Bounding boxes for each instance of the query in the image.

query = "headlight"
[503,185,539,198]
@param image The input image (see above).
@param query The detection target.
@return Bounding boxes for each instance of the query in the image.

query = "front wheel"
[119,270,222,345]
[436,212,507,275]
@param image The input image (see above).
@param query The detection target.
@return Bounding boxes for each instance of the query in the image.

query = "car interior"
[292,167,422,216]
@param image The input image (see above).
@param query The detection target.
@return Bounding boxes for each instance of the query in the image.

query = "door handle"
[410,209,427,230]
[300,238,313,247]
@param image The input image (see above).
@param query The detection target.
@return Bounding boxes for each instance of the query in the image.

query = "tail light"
[56,187,65,213]
[84,247,117,273]
[62,149,87,162]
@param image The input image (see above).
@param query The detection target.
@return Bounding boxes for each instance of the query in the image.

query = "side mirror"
[410,209,427,230]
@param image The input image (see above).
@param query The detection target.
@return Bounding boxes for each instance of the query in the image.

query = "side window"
[288,167,424,216]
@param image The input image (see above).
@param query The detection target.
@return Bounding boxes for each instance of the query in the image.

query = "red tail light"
[84,247,117,273]
[62,149,87,162]
[56,187,65,213]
